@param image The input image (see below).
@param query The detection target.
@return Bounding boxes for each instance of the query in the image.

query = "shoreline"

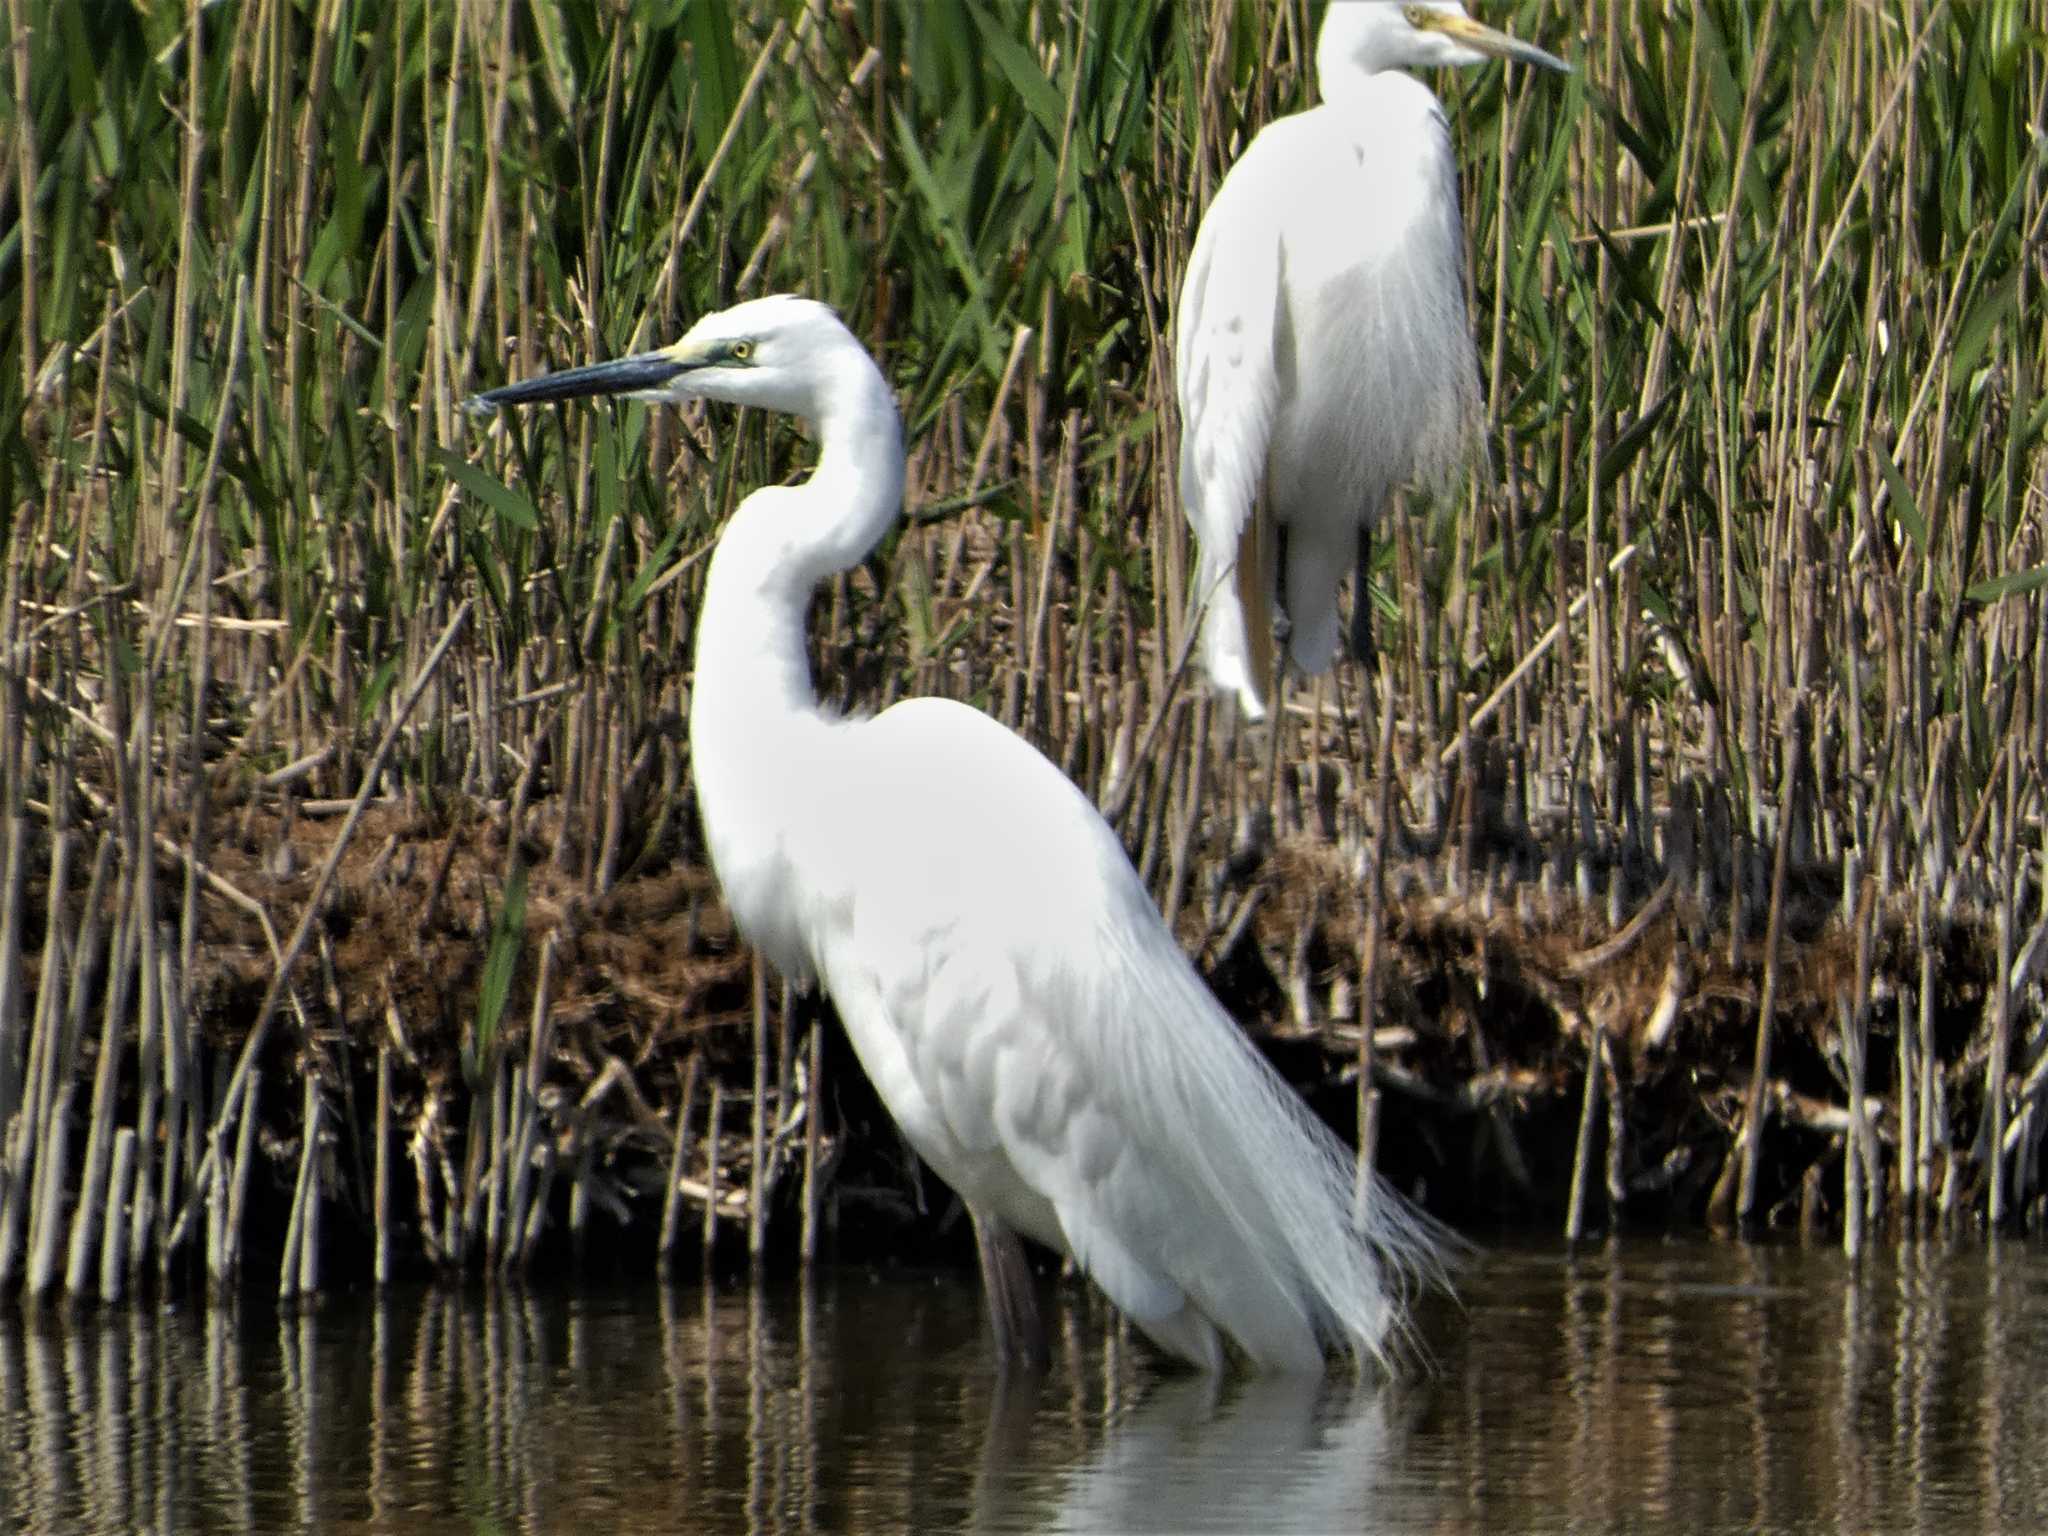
[0,778,2015,1307]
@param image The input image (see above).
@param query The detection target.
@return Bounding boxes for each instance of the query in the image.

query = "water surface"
[2,1237,2044,1533]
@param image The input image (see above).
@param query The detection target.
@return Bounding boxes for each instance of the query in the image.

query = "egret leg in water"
[468,296,1447,1372]
[1176,1,1569,718]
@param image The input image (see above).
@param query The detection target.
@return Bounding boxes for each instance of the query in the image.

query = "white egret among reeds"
[1176,1,1569,718]
[469,296,1444,1372]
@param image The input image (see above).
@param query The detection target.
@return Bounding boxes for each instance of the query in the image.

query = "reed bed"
[1,0,2045,1298]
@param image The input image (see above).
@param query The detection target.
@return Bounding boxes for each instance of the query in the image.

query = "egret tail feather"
[1234,499,1277,717]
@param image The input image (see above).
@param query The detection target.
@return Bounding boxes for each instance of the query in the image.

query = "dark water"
[2,1237,2045,1534]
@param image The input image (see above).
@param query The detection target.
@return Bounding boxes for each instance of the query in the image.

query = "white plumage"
[472,295,1443,1372]
[1177,1,1568,717]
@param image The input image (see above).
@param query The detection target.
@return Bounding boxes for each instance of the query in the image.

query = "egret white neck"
[684,354,904,978]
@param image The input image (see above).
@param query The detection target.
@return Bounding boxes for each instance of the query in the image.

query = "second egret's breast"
[1266,79,1481,527]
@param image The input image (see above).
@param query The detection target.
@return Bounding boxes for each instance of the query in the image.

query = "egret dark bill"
[466,352,690,412]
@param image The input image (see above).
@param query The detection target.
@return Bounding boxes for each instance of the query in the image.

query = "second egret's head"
[1317,2,1569,88]
[467,294,866,423]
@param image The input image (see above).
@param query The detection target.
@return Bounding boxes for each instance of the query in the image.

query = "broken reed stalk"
[1984,741,2026,1225]
[701,1081,725,1262]
[0,773,24,1145]
[500,934,557,1272]
[770,985,796,1210]
[406,1116,438,1274]
[374,1044,392,1287]
[1986,894,2015,1226]
[98,1127,138,1304]
[221,1065,259,1288]
[1913,885,1938,1219]
[24,1084,72,1300]
[800,1026,823,1265]
[1851,870,1884,1231]
[280,1070,322,1301]
[23,837,115,1295]
[1566,1021,1606,1243]
[568,1134,595,1264]
[749,959,769,1261]
[128,695,163,1283]
[1842,992,1866,1261]
[64,861,138,1298]
[494,1050,516,1262]
[1733,709,1806,1225]
[299,1078,322,1297]
[204,1069,230,1284]
[0,827,70,1286]
[150,937,197,1282]
[518,1123,556,1268]
[457,1075,486,1268]
[127,928,162,1272]
[658,1055,701,1273]
[1355,668,1397,1223]
[1603,1035,1626,1215]
[1159,698,1208,932]
[1450,694,1476,899]
[483,1051,509,1265]
[2008,1027,2048,1210]
[1896,993,1916,1218]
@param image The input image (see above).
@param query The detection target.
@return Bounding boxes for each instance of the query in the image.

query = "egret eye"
[730,340,755,362]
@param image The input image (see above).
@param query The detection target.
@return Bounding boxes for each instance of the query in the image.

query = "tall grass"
[0,0,2045,1286]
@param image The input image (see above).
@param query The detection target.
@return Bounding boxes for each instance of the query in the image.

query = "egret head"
[467,294,865,423]
[1317,2,1568,87]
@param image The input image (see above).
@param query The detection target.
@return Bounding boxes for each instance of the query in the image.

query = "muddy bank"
[0,776,2022,1307]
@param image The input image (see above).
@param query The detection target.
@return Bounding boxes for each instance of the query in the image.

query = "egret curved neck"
[691,381,905,731]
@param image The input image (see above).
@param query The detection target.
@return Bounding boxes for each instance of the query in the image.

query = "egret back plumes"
[470,295,1448,1373]
[1176,1,1568,717]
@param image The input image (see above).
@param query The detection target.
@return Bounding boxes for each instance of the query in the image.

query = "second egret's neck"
[1316,16,1407,102]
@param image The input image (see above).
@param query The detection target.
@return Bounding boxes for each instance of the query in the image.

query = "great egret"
[469,296,1443,1372]
[1176,1,1568,718]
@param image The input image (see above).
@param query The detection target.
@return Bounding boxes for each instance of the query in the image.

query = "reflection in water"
[1,1240,2046,1533]
[975,1372,1414,1534]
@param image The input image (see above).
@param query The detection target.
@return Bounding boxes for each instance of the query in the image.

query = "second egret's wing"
[1175,134,1285,559]
[1174,125,1297,715]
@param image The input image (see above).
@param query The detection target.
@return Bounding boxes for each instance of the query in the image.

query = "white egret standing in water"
[1176,1,1568,718]
[470,296,1443,1372]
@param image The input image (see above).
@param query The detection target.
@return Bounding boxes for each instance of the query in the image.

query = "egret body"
[471,296,1442,1372]
[1176,1,1567,717]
